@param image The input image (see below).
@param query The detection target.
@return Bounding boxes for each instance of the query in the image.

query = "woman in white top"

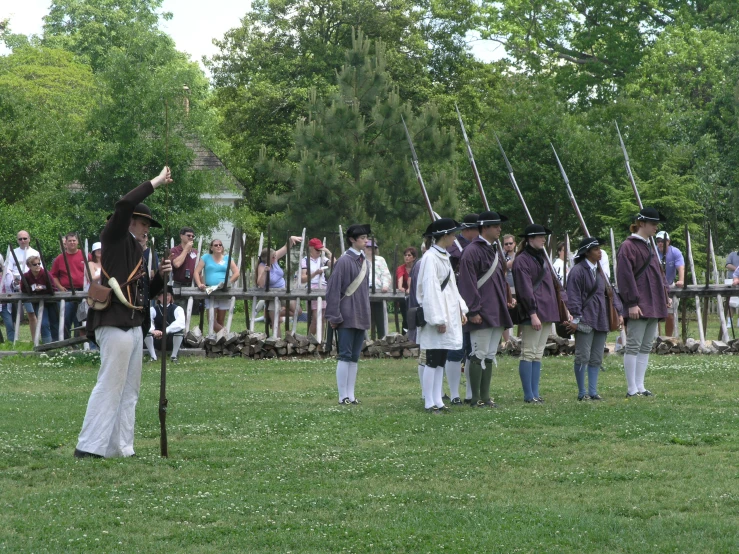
[300,238,333,336]
[416,218,469,414]
[364,239,392,338]
[88,242,102,285]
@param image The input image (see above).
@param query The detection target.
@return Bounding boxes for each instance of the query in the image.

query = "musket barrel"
[401,115,437,221]
[551,143,590,237]
[455,104,490,211]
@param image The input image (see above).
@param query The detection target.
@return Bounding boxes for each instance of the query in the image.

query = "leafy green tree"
[258,30,459,247]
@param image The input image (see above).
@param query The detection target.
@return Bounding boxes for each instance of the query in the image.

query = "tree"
[207,0,479,207]
[258,30,459,247]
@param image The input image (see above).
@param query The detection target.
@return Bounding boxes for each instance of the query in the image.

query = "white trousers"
[76,326,144,458]
[470,327,504,367]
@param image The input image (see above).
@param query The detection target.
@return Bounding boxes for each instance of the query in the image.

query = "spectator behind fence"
[552,241,566,286]
[144,286,185,363]
[9,230,40,342]
[396,247,417,332]
[726,248,739,279]
[655,231,685,337]
[21,255,60,344]
[256,235,302,337]
[170,226,197,287]
[1,257,15,342]
[194,238,240,333]
[88,242,102,285]
[364,238,391,339]
[50,232,86,339]
[300,238,333,336]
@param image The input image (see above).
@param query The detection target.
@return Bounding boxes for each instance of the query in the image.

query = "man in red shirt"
[169,226,198,287]
[50,232,86,338]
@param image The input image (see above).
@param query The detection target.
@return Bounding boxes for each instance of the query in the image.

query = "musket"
[324,250,336,352]
[494,133,533,223]
[285,230,291,335]
[393,244,399,333]
[614,121,663,259]
[224,227,236,290]
[265,223,271,336]
[401,115,437,222]
[159,99,171,458]
[455,104,489,211]
[551,143,589,237]
[58,235,77,295]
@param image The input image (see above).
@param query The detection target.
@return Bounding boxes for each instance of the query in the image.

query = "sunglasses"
[212,244,223,247]
[184,234,195,238]
[18,237,29,241]
[30,263,42,267]
[503,242,514,246]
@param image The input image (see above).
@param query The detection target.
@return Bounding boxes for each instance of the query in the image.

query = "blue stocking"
[518,360,533,401]
[531,361,542,399]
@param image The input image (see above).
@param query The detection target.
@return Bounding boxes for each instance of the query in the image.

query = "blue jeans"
[1,304,14,342]
[63,300,80,339]
[337,328,366,362]
[32,301,59,344]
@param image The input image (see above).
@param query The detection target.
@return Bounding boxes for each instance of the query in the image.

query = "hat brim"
[478,214,509,226]
[574,238,606,260]
[518,226,552,238]
[106,212,162,228]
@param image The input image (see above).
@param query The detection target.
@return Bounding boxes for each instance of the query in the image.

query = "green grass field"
[1,351,737,553]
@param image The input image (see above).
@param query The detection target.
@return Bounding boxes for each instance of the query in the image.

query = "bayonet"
[401,115,437,221]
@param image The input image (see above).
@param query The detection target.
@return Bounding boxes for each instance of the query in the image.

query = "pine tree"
[261,28,459,248]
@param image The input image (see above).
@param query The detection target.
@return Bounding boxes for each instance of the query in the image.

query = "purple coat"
[458,238,513,330]
[406,255,423,343]
[616,236,669,320]
[512,248,562,323]
[324,250,371,330]
[447,234,471,274]
[566,261,623,332]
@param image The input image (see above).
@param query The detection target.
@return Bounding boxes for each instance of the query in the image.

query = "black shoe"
[339,398,351,405]
[463,398,473,405]
[536,397,544,403]
[450,397,463,405]
[590,394,603,401]
[350,398,361,405]
[626,392,641,399]
[170,357,178,364]
[442,394,451,401]
[437,404,450,412]
[578,394,590,401]
[640,389,654,397]
[524,398,540,404]
[426,407,442,415]
[483,399,499,408]
[74,448,103,459]
[471,401,486,408]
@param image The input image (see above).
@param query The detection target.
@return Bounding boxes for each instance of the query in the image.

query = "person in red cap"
[300,238,333,336]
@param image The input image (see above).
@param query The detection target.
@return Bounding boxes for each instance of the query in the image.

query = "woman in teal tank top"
[194,238,240,332]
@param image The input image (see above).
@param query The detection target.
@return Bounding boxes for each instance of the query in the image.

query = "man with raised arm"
[74,167,173,459]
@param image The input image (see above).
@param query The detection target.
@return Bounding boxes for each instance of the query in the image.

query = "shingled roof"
[186,138,243,192]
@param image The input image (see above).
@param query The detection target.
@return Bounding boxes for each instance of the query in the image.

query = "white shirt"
[416,246,468,351]
[301,255,328,288]
[9,246,41,277]
[149,303,186,335]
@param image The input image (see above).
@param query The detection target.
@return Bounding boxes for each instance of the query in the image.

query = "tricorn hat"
[424,218,462,238]
[460,213,479,229]
[346,224,372,239]
[574,237,606,262]
[477,211,508,226]
[518,224,552,238]
[107,202,162,228]
[636,207,666,223]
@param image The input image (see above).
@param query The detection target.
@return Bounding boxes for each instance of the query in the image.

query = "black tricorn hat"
[518,223,552,238]
[424,218,462,238]
[477,211,508,226]
[460,213,479,228]
[635,207,666,223]
[574,237,606,262]
[107,203,162,228]
[346,224,372,239]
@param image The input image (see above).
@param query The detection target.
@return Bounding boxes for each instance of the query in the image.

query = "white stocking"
[623,354,638,395]
[445,359,462,399]
[347,362,359,401]
[422,366,436,409]
[433,365,444,408]
[144,335,157,360]
[635,353,649,392]
[336,361,350,401]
